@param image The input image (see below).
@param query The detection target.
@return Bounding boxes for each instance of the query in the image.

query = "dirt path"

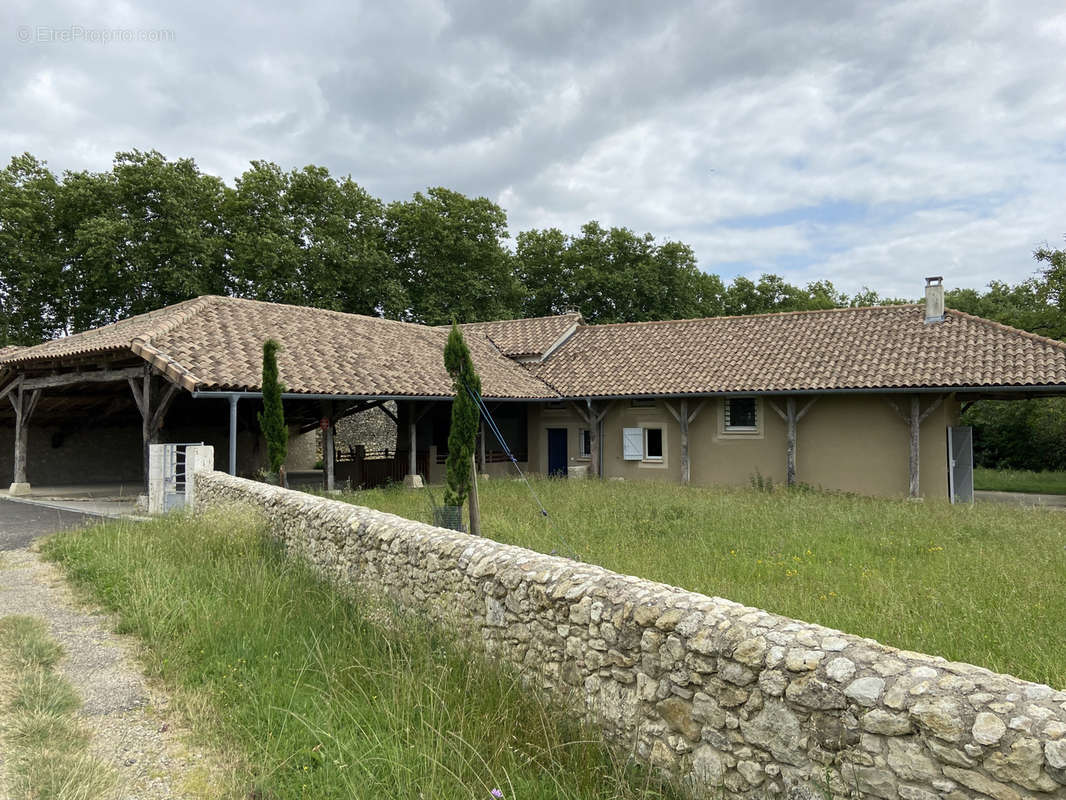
[0,545,227,799]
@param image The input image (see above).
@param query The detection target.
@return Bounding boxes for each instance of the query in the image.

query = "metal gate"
[162,443,201,511]
[947,426,974,504]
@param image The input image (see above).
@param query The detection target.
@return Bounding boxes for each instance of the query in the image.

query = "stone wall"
[194,471,1066,800]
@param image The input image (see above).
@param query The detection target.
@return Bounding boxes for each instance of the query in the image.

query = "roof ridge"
[136,295,223,344]
[214,295,446,335]
[447,311,584,328]
[944,308,1066,353]
[577,304,921,330]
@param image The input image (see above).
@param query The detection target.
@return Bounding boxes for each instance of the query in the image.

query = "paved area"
[975,489,1066,509]
[0,497,100,550]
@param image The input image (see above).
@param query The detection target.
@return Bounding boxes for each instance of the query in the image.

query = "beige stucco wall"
[529,394,960,499]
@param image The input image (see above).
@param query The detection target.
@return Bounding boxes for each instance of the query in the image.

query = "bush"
[962,397,1066,471]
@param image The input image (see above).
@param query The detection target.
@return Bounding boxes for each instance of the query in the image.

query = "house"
[2,278,1064,500]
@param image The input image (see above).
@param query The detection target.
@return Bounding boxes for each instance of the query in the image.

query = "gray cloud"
[1,0,1064,299]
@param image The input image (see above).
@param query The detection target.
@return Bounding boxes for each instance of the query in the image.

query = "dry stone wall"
[194,471,1066,800]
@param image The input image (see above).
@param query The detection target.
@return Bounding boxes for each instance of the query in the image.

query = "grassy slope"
[43,510,674,800]
[974,467,1066,495]
[343,479,1066,689]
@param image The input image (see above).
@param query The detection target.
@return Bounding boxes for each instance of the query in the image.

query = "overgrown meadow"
[345,478,1066,689]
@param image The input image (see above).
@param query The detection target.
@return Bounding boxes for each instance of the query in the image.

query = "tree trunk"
[468,454,481,536]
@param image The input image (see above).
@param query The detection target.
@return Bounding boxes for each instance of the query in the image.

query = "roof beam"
[22,366,146,391]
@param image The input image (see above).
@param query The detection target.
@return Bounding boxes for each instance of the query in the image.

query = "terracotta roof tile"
[450,313,582,358]
[0,296,559,399]
[530,305,1066,396]
[4,300,1064,400]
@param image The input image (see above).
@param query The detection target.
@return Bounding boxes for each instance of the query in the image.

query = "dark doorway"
[547,428,568,477]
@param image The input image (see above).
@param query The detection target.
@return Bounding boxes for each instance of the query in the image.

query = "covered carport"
[0,295,554,497]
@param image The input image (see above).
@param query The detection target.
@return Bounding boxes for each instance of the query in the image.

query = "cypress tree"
[443,324,481,509]
[258,338,288,483]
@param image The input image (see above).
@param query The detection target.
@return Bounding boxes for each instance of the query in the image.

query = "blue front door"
[547,428,567,477]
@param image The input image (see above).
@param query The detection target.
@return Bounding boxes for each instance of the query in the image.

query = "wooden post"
[128,370,180,489]
[585,398,599,478]
[141,370,152,491]
[228,395,239,475]
[323,400,335,492]
[881,394,940,500]
[909,394,920,498]
[9,383,41,493]
[666,399,704,486]
[680,398,690,484]
[408,402,418,478]
[468,453,481,536]
[785,397,797,487]
[479,420,486,472]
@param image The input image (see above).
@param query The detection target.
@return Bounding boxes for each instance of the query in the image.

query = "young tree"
[258,339,288,486]
[442,324,481,515]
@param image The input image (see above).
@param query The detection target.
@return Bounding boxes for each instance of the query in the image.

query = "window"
[623,426,667,464]
[545,401,567,410]
[630,398,656,408]
[579,428,591,459]
[723,397,759,432]
[644,427,663,461]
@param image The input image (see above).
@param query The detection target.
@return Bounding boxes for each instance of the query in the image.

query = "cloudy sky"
[3,0,1065,298]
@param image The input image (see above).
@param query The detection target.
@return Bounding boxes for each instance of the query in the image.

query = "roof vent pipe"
[924,276,945,324]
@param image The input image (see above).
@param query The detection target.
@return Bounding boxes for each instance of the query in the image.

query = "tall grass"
[43,510,675,800]
[342,478,1066,689]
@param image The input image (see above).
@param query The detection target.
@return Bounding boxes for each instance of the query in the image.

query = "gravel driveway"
[0,499,226,798]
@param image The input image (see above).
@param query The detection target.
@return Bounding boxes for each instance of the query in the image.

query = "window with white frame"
[579,428,591,459]
[621,426,665,463]
[723,397,759,432]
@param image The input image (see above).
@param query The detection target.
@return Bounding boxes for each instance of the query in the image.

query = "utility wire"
[462,381,581,561]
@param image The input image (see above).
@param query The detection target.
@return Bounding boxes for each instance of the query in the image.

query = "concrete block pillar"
[185,445,215,511]
[147,445,166,514]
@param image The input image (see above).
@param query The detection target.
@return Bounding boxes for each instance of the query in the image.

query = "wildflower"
[491,790,504,799]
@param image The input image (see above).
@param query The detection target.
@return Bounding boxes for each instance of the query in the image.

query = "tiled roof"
[451,312,582,358]
[530,305,1066,396]
[0,296,558,399]
[4,299,1064,401]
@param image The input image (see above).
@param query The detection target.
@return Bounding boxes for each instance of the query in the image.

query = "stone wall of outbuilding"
[194,471,1066,800]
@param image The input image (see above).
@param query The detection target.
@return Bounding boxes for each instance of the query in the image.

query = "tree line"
[1,150,916,346]
[2,150,1063,471]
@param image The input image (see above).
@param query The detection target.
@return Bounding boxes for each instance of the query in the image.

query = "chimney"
[924,276,945,324]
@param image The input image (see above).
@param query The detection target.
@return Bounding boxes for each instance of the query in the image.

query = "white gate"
[947,426,974,504]
[149,443,213,514]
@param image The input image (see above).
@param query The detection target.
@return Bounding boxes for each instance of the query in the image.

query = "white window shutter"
[622,427,643,460]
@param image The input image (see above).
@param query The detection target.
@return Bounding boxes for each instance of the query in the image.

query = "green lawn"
[974,467,1066,495]
[42,509,674,800]
[340,478,1066,689]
